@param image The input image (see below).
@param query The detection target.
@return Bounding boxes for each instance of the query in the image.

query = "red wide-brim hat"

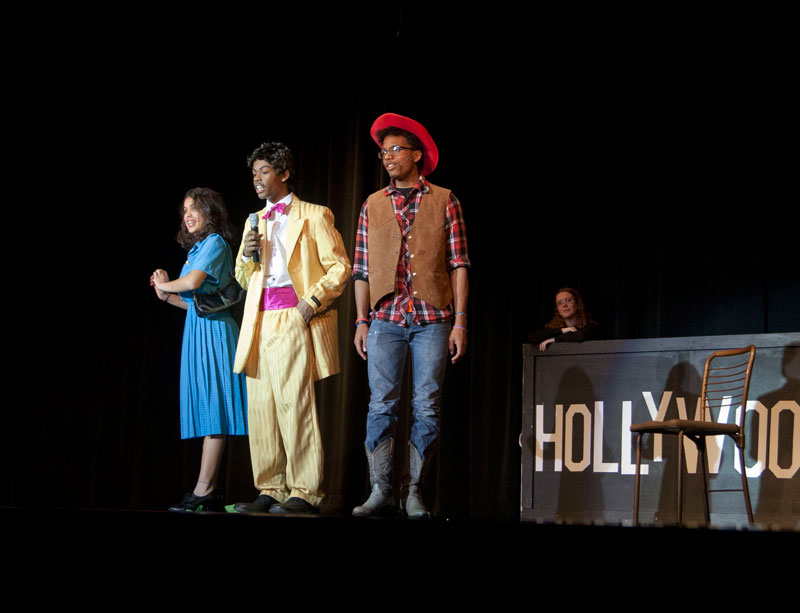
[370,113,439,176]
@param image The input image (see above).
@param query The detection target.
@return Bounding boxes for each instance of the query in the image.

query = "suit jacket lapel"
[285,196,304,261]
[247,206,268,298]
[258,207,269,255]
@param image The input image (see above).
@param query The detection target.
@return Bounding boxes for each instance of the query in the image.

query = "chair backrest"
[700,345,756,432]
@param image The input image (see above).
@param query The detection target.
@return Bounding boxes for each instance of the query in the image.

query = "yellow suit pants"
[245,307,324,506]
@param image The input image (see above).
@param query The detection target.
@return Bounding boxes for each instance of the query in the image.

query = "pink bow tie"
[263,202,287,218]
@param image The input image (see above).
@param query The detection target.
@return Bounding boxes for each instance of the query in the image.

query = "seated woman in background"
[528,287,598,351]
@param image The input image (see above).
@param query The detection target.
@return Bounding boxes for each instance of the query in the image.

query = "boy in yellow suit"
[227,142,350,514]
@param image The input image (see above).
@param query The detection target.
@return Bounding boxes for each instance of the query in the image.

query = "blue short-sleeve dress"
[178,233,248,439]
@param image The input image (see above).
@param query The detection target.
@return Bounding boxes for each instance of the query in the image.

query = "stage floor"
[4,507,797,605]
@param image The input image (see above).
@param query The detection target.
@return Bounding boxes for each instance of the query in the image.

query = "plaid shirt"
[352,177,470,326]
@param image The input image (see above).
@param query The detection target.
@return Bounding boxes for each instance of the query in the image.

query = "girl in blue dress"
[150,187,248,512]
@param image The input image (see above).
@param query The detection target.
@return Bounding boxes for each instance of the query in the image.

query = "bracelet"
[455,311,467,316]
[355,318,370,327]
[453,325,468,332]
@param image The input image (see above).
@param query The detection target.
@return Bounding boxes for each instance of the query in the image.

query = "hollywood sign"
[535,392,799,479]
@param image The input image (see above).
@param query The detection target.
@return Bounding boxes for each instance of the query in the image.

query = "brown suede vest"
[366,182,453,310]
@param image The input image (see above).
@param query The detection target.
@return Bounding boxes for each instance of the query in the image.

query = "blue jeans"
[365,317,451,459]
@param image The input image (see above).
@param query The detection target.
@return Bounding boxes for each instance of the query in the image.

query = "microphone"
[248,213,261,263]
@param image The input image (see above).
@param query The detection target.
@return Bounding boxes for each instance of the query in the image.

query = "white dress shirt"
[262,193,293,288]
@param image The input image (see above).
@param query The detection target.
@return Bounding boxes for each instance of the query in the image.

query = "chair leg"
[738,445,755,525]
[633,433,643,526]
[676,430,684,526]
[698,437,711,526]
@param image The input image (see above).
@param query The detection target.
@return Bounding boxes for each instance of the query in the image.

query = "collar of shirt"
[384,176,429,197]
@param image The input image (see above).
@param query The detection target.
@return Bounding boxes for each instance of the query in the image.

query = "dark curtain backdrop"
[6,4,798,519]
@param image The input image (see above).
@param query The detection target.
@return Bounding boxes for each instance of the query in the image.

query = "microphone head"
[248,213,259,229]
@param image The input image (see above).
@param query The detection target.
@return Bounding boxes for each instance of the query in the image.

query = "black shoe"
[225,494,280,514]
[269,497,320,514]
[168,490,221,513]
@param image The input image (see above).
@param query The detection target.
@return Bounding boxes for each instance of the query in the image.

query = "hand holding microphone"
[245,213,262,262]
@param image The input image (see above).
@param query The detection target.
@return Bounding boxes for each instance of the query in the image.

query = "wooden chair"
[631,345,756,526]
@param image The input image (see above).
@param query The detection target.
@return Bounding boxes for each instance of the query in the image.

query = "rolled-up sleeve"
[351,199,370,282]
[445,193,470,270]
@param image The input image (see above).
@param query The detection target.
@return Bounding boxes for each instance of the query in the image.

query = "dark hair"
[377,127,425,174]
[176,187,236,250]
[545,287,595,329]
[246,142,297,193]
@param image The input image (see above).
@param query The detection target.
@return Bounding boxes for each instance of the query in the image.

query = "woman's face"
[556,291,577,320]
[183,197,207,234]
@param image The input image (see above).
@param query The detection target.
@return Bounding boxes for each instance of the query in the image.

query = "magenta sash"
[260,286,299,311]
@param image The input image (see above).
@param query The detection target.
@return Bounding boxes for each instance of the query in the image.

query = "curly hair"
[377,127,425,175]
[545,287,594,329]
[246,142,297,193]
[176,187,236,250]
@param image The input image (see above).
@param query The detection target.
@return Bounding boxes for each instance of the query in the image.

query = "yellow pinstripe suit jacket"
[233,196,351,380]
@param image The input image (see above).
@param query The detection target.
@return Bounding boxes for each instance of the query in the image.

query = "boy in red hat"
[351,113,470,518]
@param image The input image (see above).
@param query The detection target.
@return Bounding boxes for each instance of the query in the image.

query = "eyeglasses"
[378,145,416,159]
[556,297,575,307]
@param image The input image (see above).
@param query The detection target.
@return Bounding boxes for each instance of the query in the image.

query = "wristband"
[355,318,370,327]
[453,325,468,332]
[455,311,467,316]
